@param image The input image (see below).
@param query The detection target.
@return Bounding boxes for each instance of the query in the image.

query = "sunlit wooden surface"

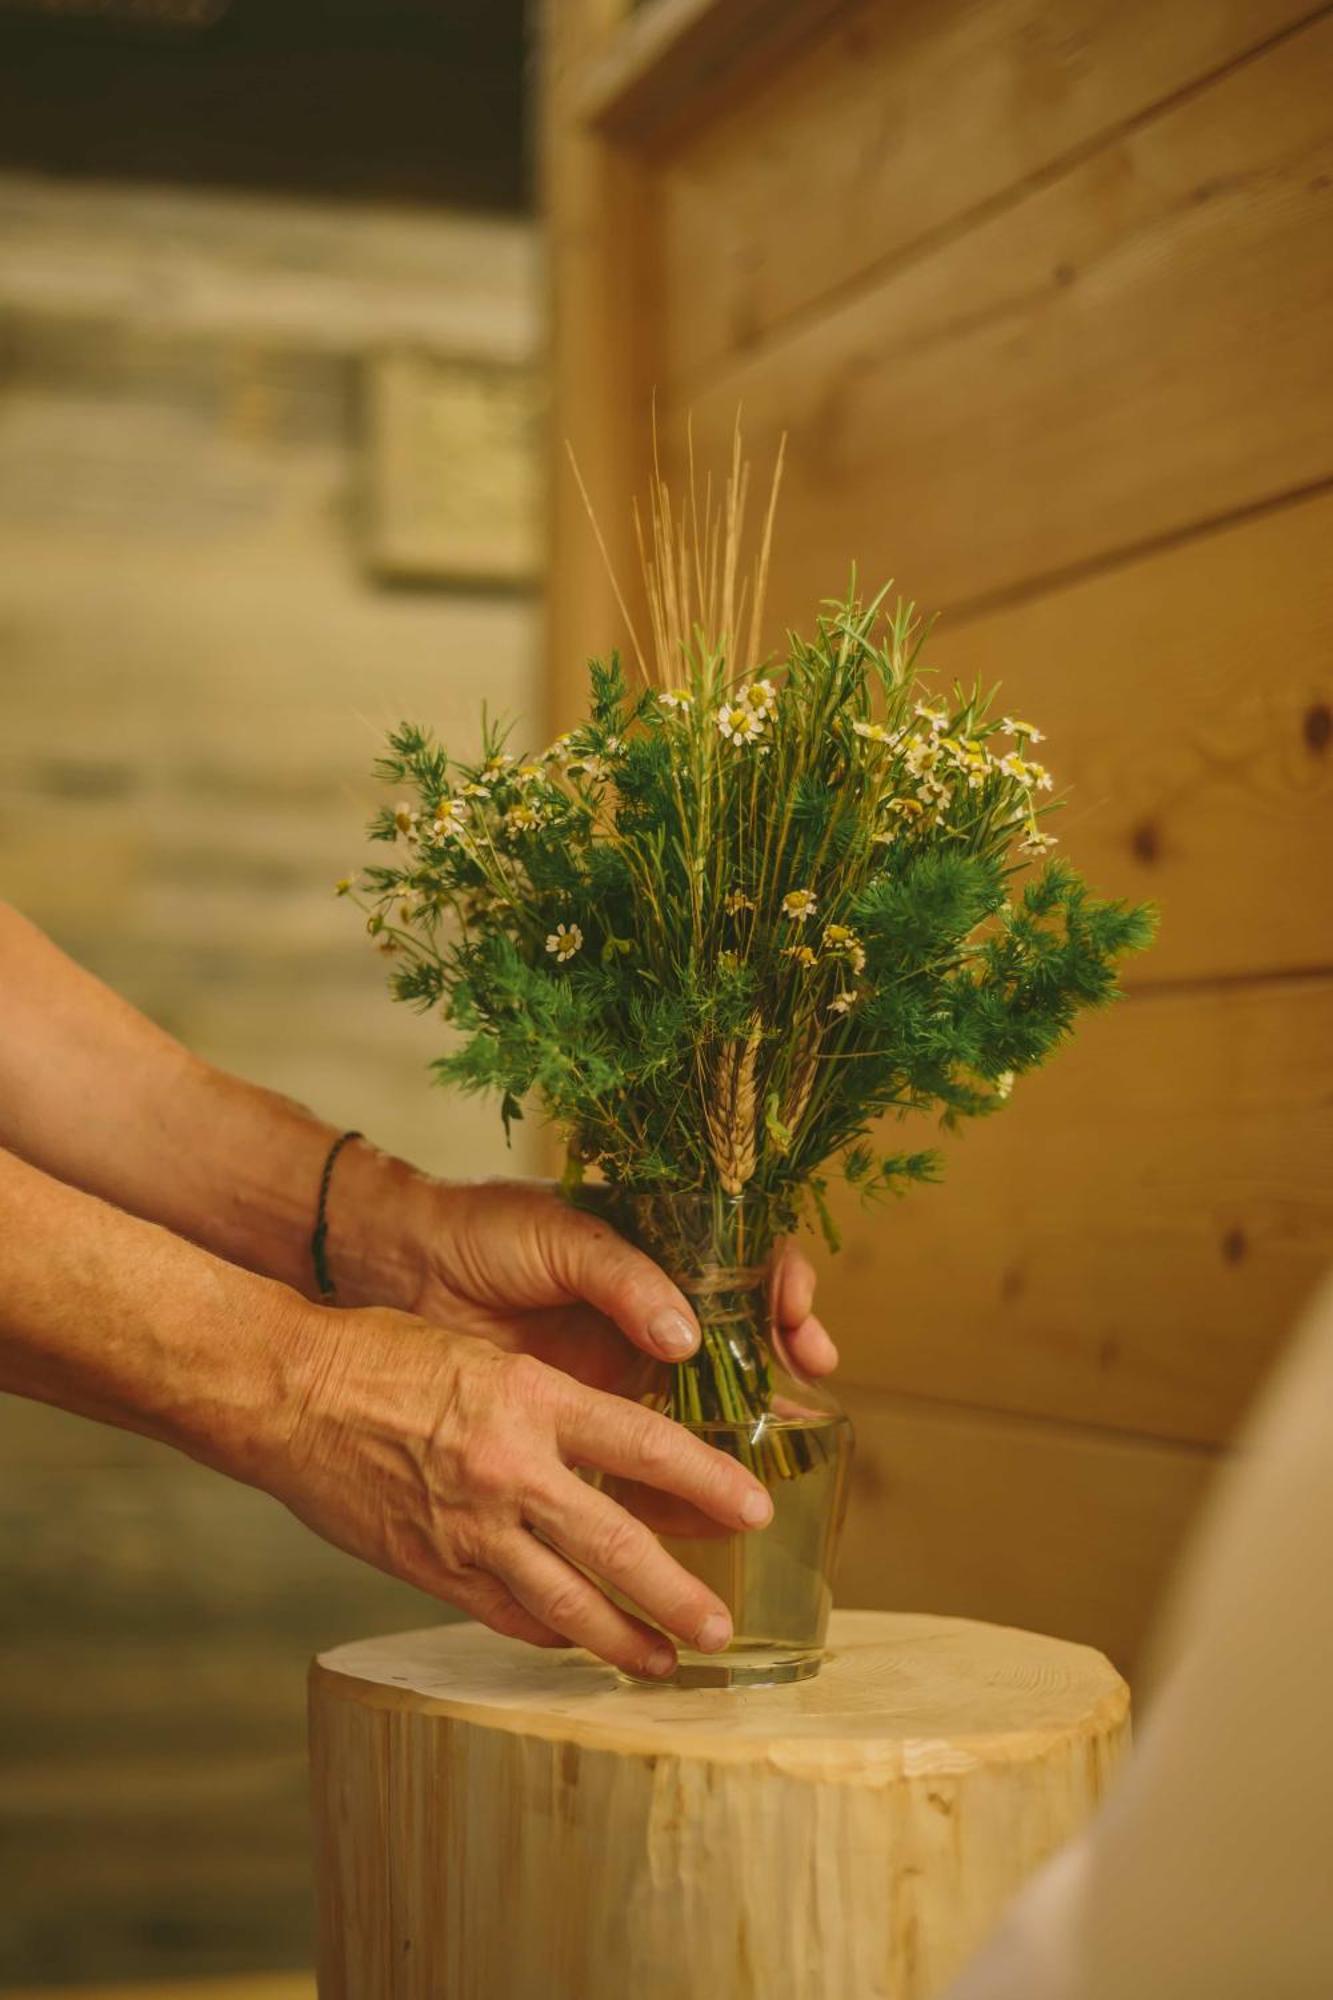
[311,1611,1128,1999]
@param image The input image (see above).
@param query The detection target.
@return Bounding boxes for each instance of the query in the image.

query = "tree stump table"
[309,1609,1128,2000]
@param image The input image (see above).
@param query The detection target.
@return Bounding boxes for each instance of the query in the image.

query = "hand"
[268,1303,774,1677]
[387,1177,839,1392]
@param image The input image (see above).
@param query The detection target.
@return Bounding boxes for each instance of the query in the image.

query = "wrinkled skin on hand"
[404,1179,838,1392]
[273,1176,838,1676]
[277,1304,779,1679]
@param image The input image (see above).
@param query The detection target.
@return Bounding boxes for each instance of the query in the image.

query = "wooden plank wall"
[544,0,1333,1673]
[0,178,541,1986]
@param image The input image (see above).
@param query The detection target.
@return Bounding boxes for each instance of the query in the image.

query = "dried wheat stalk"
[705,1016,763,1196]
[568,413,785,689]
[782,1048,819,1141]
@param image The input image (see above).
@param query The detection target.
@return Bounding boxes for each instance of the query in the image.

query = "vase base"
[618,1647,825,1691]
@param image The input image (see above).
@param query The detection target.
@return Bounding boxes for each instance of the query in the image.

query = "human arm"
[0,1141,777,1677]
[0,900,837,1376]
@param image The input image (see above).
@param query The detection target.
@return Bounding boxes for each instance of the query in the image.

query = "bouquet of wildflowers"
[344,435,1153,1434]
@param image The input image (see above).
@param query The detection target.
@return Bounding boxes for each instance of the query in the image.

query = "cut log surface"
[310,1609,1129,2000]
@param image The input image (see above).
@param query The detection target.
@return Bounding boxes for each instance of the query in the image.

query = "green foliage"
[345,582,1155,1237]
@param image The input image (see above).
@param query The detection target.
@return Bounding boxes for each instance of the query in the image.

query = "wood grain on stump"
[309,1609,1128,2000]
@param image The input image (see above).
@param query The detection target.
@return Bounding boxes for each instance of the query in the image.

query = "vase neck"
[615,1192,775,1275]
[606,1189,777,1351]
[676,1262,772,1354]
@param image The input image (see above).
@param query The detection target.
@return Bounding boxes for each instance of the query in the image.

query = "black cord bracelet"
[311,1129,363,1302]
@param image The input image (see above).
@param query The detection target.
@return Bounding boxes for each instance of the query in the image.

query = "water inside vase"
[586,1187,854,1686]
[602,1408,853,1688]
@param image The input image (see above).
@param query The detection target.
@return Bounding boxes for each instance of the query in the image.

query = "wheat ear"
[782,1048,819,1141]
[705,1016,763,1196]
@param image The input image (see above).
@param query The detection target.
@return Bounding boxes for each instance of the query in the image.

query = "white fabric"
[943,1277,1333,2000]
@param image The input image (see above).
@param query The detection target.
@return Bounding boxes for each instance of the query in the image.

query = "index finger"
[557,1390,773,1531]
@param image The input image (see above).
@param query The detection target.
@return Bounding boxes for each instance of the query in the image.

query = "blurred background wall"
[1,0,1331,1991]
[0,0,539,1986]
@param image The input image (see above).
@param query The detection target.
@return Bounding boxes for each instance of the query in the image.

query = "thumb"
[540,1207,701,1362]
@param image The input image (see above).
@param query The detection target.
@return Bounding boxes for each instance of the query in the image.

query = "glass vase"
[600,1188,853,1689]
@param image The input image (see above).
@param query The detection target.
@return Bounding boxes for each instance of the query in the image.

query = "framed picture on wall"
[362,348,541,590]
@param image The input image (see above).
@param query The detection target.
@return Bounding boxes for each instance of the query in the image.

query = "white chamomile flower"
[504,802,542,833]
[545,922,582,963]
[1022,828,1058,854]
[903,736,940,777]
[998,752,1034,786]
[542,733,575,766]
[430,798,468,839]
[393,802,419,838]
[823,924,867,975]
[828,990,857,1016]
[461,780,491,799]
[658,688,693,712]
[481,753,513,782]
[886,796,926,819]
[512,761,545,788]
[603,736,624,755]
[782,943,818,968]
[1002,717,1045,744]
[944,736,984,788]
[1027,761,1054,792]
[853,719,894,743]
[573,752,610,782]
[915,703,948,734]
[743,679,777,717]
[724,889,755,916]
[717,702,765,745]
[782,887,818,923]
[995,1070,1015,1100]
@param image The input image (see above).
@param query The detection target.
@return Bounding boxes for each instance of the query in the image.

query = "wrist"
[160,1071,431,1310]
[316,1138,454,1314]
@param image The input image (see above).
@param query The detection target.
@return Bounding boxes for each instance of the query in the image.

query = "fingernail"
[647,1309,698,1359]
[644,1644,676,1678]
[696,1613,731,1653]
[740,1488,773,1528]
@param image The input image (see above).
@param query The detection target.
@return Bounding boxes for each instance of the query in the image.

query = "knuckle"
[574,1223,663,1310]
[480,1595,547,1645]
[503,1351,555,1405]
[552,1211,612,1282]
[627,1412,678,1480]
[461,1432,517,1504]
[445,1520,492,1572]
[621,1257,685,1324]
[591,1508,645,1577]
[539,1576,591,1633]
[482,1599,528,1640]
